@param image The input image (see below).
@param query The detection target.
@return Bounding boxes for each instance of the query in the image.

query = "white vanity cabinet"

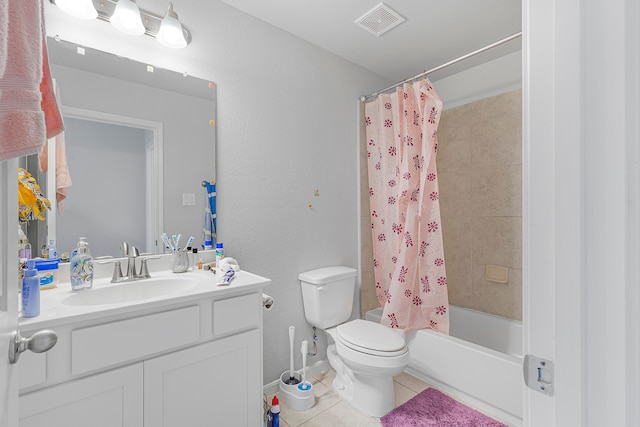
[17,272,269,427]
[144,329,261,426]
[19,363,143,427]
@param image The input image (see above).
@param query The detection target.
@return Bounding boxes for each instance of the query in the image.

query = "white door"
[1,158,20,427]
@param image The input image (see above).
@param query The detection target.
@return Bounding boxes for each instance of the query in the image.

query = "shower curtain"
[364,79,449,333]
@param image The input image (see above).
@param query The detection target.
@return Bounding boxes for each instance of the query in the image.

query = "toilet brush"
[284,326,300,385]
[298,340,312,391]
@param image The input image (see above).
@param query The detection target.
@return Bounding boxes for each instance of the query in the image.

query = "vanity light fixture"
[49,0,191,48]
[110,0,145,35]
[54,0,98,20]
[156,3,187,49]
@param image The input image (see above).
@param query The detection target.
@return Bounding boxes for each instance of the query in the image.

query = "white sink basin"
[61,276,198,306]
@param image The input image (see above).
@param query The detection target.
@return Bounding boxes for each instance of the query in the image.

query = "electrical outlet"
[182,193,196,206]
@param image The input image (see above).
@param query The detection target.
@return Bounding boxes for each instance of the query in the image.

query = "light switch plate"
[182,193,196,206]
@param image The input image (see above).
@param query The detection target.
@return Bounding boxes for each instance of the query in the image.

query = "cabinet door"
[144,329,262,427]
[19,363,143,427]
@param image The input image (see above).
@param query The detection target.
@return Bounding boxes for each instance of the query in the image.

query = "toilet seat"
[336,319,407,357]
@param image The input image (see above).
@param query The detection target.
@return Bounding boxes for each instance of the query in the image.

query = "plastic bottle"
[48,239,57,259]
[70,237,94,291]
[215,242,224,272]
[22,259,40,318]
[18,227,31,260]
[267,395,280,427]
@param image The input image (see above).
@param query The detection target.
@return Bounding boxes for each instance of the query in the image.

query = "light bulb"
[56,0,98,20]
[110,0,145,35]
[156,3,187,49]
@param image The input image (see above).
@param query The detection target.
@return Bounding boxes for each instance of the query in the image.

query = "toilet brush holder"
[279,371,314,411]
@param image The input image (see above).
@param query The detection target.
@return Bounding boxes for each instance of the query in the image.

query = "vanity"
[17,259,270,427]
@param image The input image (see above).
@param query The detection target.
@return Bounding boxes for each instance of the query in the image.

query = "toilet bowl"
[325,319,410,417]
[299,267,410,418]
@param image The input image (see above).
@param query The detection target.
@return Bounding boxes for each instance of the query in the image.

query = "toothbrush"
[182,236,194,251]
[298,340,311,391]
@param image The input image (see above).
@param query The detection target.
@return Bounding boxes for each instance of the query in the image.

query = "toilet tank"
[299,266,357,329]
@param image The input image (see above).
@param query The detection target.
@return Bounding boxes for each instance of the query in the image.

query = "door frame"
[1,158,20,427]
[524,0,640,425]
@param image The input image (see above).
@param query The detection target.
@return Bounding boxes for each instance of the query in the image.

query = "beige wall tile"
[471,89,522,123]
[438,168,472,219]
[471,163,522,217]
[471,216,522,269]
[442,215,473,307]
[470,112,522,167]
[471,264,522,320]
[360,263,380,315]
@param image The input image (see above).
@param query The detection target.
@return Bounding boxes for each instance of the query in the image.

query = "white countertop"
[19,268,271,330]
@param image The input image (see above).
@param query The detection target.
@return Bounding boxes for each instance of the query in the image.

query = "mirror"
[21,37,216,258]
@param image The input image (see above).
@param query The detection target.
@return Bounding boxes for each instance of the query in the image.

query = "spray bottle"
[267,395,280,427]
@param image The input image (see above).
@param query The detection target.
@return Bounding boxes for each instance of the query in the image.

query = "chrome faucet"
[97,242,160,283]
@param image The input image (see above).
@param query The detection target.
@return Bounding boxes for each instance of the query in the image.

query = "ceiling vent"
[355,3,405,37]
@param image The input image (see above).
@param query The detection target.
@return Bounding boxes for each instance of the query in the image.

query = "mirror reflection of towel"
[38,82,71,212]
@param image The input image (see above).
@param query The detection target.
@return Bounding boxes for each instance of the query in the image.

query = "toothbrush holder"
[171,251,189,273]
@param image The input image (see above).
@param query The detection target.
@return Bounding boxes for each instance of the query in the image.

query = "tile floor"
[269,369,432,427]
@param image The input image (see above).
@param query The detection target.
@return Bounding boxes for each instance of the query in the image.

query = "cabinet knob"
[9,329,58,364]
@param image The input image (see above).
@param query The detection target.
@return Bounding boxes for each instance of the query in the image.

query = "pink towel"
[0,0,61,161]
[39,119,72,210]
[41,34,64,139]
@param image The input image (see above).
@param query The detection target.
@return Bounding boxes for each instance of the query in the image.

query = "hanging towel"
[202,181,217,248]
[39,82,71,211]
[0,0,47,160]
[40,34,64,139]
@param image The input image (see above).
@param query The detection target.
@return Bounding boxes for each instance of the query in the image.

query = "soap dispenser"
[70,237,94,291]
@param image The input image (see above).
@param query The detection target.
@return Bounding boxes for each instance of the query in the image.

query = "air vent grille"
[355,3,405,37]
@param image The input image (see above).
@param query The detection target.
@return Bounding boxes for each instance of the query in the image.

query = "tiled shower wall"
[360,89,522,321]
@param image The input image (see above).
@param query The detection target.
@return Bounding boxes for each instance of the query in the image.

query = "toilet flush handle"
[317,285,327,291]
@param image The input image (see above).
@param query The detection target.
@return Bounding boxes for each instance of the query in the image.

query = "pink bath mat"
[380,388,508,427]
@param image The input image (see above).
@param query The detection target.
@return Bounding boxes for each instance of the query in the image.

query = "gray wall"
[210,5,390,382]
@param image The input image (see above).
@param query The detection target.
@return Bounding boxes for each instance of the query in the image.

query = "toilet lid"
[336,319,406,354]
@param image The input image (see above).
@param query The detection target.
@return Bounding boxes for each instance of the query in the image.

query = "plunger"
[284,326,300,385]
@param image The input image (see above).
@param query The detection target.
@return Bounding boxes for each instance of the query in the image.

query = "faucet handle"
[97,259,123,283]
[121,241,129,258]
[138,256,161,279]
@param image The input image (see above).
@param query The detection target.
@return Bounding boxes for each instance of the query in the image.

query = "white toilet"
[299,266,410,418]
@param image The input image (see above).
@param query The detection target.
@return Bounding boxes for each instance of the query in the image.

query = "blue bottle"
[22,259,40,318]
[267,396,280,427]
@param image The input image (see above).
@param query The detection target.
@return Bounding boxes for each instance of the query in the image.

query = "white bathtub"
[366,305,523,426]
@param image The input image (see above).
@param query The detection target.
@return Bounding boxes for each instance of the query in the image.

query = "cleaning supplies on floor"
[284,326,301,385]
[279,326,314,411]
[70,237,93,291]
[22,259,40,318]
[267,395,280,427]
[299,340,311,391]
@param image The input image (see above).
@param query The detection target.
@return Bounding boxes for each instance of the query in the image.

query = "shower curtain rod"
[361,31,523,101]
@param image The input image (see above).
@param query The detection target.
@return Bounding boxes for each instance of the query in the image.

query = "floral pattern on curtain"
[364,79,449,333]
